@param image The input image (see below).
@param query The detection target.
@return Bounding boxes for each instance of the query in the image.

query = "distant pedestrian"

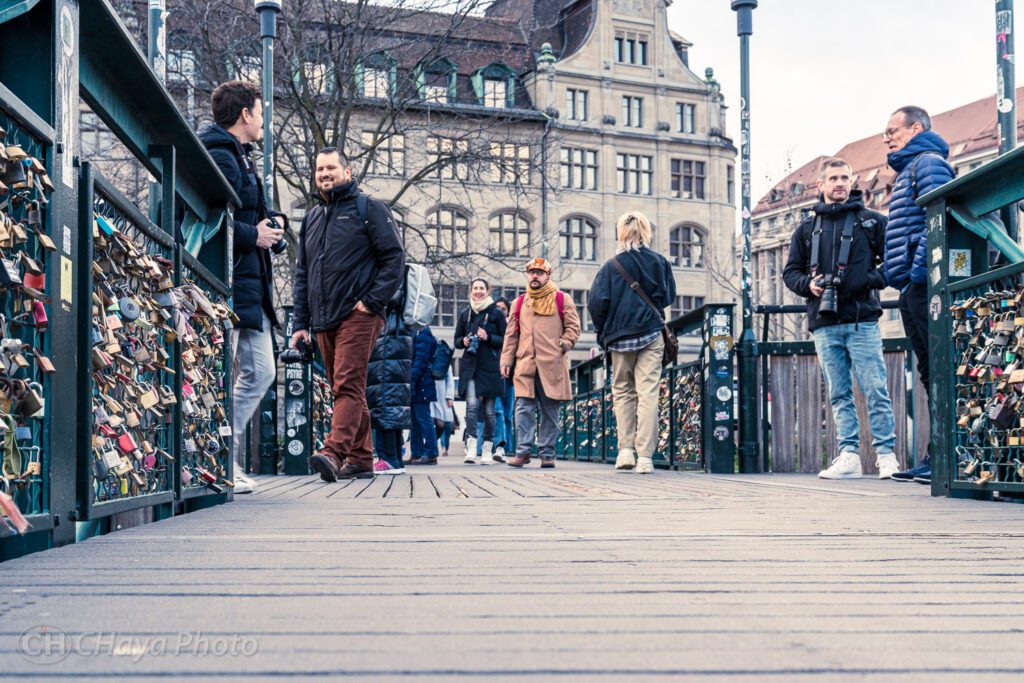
[431,366,455,458]
[588,212,675,474]
[882,106,955,484]
[454,279,507,465]
[493,298,516,458]
[782,158,898,480]
[409,326,439,465]
[501,258,581,468]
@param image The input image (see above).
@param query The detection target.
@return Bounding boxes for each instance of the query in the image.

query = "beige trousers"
[610,334,665,459]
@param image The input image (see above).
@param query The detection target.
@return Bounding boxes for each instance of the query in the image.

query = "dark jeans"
[316,309,384,468]
[411,402,437,458]
[464,379,496,442]
[898,282,930,395]
[435,420,453,451]
[375,428,403,470]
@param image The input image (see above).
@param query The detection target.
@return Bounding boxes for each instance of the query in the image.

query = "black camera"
[268,212,289,255]
[464,334,480,356]
[816,275,840,316]
[279,338,314,365]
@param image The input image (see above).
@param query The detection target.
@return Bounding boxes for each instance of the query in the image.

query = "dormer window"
[472,63,516,109]
[358,52,395,99]
[418,58,457,104]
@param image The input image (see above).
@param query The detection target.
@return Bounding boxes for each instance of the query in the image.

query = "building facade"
[750,89,1024,341]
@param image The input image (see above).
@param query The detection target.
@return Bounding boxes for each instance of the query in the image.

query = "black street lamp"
[732,0,758,473]
[255,0,282,203]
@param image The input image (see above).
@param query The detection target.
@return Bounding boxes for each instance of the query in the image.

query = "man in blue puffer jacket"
[883,105,955,483]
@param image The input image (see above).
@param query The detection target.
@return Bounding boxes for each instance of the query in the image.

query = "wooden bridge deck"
[1,459,1023,681]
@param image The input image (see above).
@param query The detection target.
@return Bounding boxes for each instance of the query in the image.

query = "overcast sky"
[668,0,1023,203]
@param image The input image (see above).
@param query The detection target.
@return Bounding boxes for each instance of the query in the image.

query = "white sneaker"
[481,441,494,465]
[493,446,506,463]
[381,467,406,475]
[876,453,900,480]
[635,456,654,474]
[819,451,863,479]
[464,437,478,464]
[615,448,636,471]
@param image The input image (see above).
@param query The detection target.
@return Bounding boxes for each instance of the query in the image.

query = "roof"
[755,87,1024,214]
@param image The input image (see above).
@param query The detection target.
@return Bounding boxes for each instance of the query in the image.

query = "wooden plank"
[769,356,795,473]
[886,351,909,471]
[913,374,931,465]
[795,356,824,473]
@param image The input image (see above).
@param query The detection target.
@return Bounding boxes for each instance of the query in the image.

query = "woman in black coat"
[367,292,412,473]
[453,278,507,464]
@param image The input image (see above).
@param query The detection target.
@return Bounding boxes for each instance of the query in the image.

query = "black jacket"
[782,191,887,331]
[199,124,277,330]
[588,246,677,349]
[411,327,438,405]
[454,303,507,398]
[367,311,412,431]
[292,180,405,333]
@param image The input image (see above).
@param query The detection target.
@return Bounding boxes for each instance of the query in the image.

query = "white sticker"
[716,386,732,402]
[931,246,943,264]
[930,295,942,322]
[930,266,942,286]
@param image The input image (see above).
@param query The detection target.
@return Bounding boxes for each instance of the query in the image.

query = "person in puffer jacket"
[367,290,413,474]
[882,105,955,484]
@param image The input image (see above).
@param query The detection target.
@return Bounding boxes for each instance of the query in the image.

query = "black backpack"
[431,339,454,379]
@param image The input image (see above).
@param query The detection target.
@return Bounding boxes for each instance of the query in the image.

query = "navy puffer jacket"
[366,312,412,431]
[884,130,956,291]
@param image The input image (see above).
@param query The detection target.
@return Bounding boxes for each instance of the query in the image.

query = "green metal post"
[147,0,165,224]
[996,1,1017,241]
[732,0,759,473]
[255,0,281,204]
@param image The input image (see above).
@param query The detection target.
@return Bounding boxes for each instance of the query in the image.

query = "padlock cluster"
[0,119,54,535]
[671,370,702,465]
[176,273,235,493]
[89,209,176,501]
[310,374,332,453]
[952,289,1024,486]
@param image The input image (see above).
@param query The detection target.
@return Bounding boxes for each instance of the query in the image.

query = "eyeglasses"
[527,269,547,276]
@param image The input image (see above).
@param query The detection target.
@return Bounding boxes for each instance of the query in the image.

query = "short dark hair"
[892,105,931,131]
[471,278,490,290]
[211,81,261,127]
[316,147,350,166]
[818,157,851,180]
[494,297,509,307]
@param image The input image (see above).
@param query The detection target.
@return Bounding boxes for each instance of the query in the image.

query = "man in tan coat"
[501,258,581,468]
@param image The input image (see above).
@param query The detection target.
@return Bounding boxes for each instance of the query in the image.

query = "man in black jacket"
[782,157,898,481]
[199,81,284,494]
[290,148,405,481]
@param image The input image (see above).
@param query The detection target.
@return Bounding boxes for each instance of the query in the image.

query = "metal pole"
[732,0,758,474]
[997,0,1018,240]
[256,0,282,204]
[147,0,166,223]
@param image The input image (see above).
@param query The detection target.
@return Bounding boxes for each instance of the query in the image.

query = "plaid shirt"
[607,329,660,353]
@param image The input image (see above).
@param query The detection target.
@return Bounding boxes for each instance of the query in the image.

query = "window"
[671,159,706,199]
[676,103,696,134]
[302,61,332,94]
[434,283,469,328]
[669,225,705,268]
[670,296,705,319]
[361,131,405,177]
[560,147,598,190]
[616,153,653,195]
[566,88,588,121]
[426,208,470,254]
[363,67,390,98]
[568,290,595,332]
[483,79,508,108]
[559,216,597,262]
[622,96,643,127]
[489,143,530,184]
[615,31,649,65]
[489,212,530,256]
[427,136,469,180]
[727,165,735,204]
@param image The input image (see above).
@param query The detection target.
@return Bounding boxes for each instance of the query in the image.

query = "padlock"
[218,421,232,438]
[181,467,193,486]
[33,301,48,331]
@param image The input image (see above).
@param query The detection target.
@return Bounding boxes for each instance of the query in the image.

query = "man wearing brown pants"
[290,148,405,480]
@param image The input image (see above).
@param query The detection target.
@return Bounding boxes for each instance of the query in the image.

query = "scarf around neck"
[528,281,558,316]
[470,296,494,315]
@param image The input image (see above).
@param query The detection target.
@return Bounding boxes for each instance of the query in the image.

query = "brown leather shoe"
[309,452,343,482]
[338,461,375,479]
[540,457,555,469]
[507,455,531,468]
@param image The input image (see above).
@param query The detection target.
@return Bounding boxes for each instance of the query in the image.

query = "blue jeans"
[411,402,437,458]
[479,381,515,454]
[812,322,896,455]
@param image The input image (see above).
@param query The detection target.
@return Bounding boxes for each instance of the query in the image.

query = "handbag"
[609,256,678,367]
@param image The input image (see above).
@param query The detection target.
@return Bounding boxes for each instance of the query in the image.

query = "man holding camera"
[291,148,405,481]
[200,81,285,494]
[783,158,899,480]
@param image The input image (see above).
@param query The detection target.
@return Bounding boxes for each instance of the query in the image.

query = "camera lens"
[271,239,288,255]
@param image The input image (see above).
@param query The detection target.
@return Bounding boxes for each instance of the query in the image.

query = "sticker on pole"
[716,386,732,402]
[930,295,942,322]
[949,249,971,277]
[713,427,729,441]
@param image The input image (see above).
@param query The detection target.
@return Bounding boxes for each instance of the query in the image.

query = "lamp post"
[147,1,166,222]
[732,0,758,473]
[255,0,282,204]
[996,0,1017,240]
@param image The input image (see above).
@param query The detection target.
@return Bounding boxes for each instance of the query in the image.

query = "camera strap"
[809,212,857,283]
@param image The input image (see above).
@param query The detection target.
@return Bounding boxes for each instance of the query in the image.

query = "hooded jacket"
[366,311,412,431]
[292,180,406,333]
[783,191,887,331]
[198,124,277,330]
[884,130,956,291]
